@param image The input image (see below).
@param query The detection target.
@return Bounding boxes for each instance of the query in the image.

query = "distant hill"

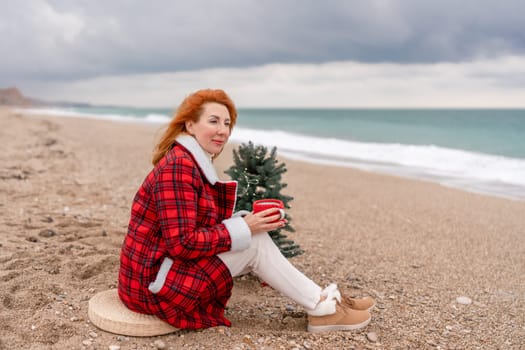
[0,87,37,106]
[0,87,94,108]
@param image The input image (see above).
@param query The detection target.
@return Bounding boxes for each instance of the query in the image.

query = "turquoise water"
[58,106,525,159]
[22,106,525,200]
[237,109,525,159]
[60,107,525,159]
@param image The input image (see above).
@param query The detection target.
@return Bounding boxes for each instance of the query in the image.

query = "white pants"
[218,232,322,310]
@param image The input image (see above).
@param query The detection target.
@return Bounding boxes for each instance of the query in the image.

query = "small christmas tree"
[225,142,303,258]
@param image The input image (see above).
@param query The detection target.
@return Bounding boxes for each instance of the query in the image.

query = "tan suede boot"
[307,284,371,333]
[320,283,376,311]
[341,295,376,311]
[308,303,371,333]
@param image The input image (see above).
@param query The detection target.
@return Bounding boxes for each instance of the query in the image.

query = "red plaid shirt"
[118,136,247,329]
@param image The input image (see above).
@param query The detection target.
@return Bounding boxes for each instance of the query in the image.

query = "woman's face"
[186,102,231,156]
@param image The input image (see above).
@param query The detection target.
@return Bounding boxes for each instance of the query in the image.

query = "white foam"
[144,113,171,123]
[16,107,170,124]
[230,127,525,200]
[16,107,525,200]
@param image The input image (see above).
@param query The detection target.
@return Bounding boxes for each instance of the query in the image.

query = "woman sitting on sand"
[118,89,374,333]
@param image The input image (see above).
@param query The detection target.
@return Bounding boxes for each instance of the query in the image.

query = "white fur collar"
[175,135,219,185]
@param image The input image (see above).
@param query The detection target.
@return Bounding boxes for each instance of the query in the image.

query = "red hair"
[152,89,237,165]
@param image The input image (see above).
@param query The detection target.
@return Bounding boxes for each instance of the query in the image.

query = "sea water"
[21,106,525,201]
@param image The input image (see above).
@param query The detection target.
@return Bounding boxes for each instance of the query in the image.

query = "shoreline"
[278,150,525,202]
[14,106,525,203]
[2,107,525,349]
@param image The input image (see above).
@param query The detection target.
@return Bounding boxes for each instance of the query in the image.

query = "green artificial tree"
[225,142,303,258]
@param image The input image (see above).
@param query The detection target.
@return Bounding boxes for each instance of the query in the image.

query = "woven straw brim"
[88,289,178,337]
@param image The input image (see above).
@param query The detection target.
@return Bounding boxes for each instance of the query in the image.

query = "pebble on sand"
[38,229,57,237]
[456,296,472,305]
[153,339,166,349]
[367,332,379,342]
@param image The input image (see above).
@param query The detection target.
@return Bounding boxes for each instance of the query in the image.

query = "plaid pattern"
[118,140,238,329]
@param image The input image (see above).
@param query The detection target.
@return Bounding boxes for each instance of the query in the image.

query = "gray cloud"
[1,0,524,85]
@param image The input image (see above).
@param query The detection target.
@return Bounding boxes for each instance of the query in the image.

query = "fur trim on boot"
[307,283,341,316]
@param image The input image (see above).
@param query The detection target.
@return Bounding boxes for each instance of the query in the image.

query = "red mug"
[252,199,285,223]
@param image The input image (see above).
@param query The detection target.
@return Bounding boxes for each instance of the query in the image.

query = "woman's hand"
[243,208,286,235]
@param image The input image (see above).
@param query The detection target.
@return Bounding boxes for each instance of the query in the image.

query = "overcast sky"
[2,0,524,107]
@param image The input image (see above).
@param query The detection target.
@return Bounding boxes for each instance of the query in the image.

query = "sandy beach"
[1,107,524,349]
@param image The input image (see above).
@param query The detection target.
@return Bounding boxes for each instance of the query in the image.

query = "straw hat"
[88,289,178,337]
